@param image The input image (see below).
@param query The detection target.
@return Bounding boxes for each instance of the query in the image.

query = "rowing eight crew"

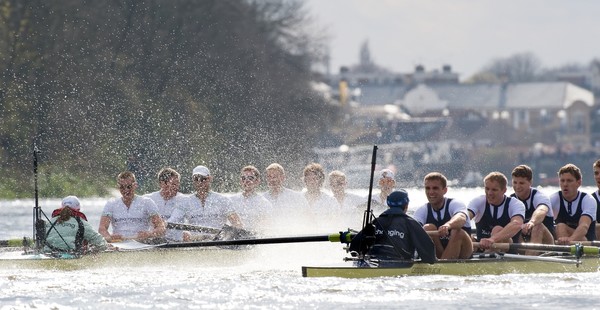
[421,163,597,260]
[351,162,598,263]
[44,161,599,259]
[96,162,379,244]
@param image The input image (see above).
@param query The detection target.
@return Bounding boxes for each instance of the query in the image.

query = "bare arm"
[523,205,549,234]
[98,216,113,241]
[530,205,549,226]
[228,212,244,228]
[490,215,523,243]
[479,216,524,250]
[138,214,166,239]
[570,216,592,241]
[439,213,467,237]
[152,214,166,235]
[446,213,467,230]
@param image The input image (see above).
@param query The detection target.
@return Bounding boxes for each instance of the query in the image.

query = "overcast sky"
[304,0,600,80]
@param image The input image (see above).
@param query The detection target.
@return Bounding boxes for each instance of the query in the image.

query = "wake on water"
[3,188,600,309]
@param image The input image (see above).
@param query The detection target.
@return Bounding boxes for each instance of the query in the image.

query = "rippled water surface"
[2,187,600,309]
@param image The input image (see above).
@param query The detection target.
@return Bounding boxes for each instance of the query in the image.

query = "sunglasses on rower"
[118,184,134,190]
[240,175,257,181]
[193,175,209,182]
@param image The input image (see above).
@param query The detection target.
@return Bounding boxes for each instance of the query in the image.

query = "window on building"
[593,109,600,133]
[513,109,529,129]
[557,110,567,133]
[572,111,585,134]
[540,109,551,123]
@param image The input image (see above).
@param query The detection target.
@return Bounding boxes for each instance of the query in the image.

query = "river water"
[1,187,600,309]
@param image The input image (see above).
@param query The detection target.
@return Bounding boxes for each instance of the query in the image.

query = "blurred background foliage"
[0,0,338,197]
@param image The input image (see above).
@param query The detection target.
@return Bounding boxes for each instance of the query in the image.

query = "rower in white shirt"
[413,172,472,259]
[328,170,366,228]
[302,163,337,209]
[144,167,189,241]
[230,165,272,233]
[510,164,555,247]
[328,170,366,209]
[550,163,596,244]
[262,163,308,209]
[168,165,243,241]
[590,159,600,240]
[99,171,165,242]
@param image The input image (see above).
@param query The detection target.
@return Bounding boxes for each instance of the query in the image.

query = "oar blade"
[0,238,32,248]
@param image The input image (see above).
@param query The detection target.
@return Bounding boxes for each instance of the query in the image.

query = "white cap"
[380,169,395,180]
[192,165,210,177]
[61,196,81,210]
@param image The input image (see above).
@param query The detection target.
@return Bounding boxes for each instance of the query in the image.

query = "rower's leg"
[441,229,473,259]
[490,226,511,243]
[440,229,459,259]
[457,229,473,259]
[423,224,444,258]
[524,225,554,255]
[540,226,555,245]
[555,223,572,241]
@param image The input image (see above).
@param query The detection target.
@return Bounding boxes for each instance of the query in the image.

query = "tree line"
[470,52,600,95]
[0,0,339,198]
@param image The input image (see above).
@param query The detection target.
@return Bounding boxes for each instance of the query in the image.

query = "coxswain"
[349,189,436,267]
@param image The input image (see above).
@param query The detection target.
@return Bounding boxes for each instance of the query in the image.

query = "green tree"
[0,0,337,197]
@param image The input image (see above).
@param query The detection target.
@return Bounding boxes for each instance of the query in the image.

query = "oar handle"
[330,231,354,243]
[472,242,510,252]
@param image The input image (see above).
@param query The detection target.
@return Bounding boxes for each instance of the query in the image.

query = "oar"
[498,253,581,264]
[166,222,254,239]
[166,222,222,234]
[473,242,600,256]
[567,241,600,247]
[33,144,44,251]
[158,232,354,249]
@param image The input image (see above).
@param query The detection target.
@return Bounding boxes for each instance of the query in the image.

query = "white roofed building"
[397,81,595,148]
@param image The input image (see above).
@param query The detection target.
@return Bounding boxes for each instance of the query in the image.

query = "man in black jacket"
[350,190,436,267]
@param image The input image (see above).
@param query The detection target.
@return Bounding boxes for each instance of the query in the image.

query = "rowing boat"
[302,241,600,278]
[0,233,351,270]
[10,145,600,278]
[302,254,600,278]
[300,145,600,278]
[0,240,253,270]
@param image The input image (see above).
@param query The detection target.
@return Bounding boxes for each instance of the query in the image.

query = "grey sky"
[305,0,600,80]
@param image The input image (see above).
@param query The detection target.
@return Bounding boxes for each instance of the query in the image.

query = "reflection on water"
[1,187,599,309]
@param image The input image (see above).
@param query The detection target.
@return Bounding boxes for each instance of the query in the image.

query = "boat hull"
[302,256,600,278]
[0,247,253,270]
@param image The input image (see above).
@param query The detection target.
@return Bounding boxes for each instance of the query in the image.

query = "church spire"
[359,40,372,67]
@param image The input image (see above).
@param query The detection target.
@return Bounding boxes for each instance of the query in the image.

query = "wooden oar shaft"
[159,233,352,248]
[473,242,600,255]
[568,240,600,247]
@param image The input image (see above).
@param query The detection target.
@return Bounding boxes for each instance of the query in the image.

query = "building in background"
[313,42,599,187]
